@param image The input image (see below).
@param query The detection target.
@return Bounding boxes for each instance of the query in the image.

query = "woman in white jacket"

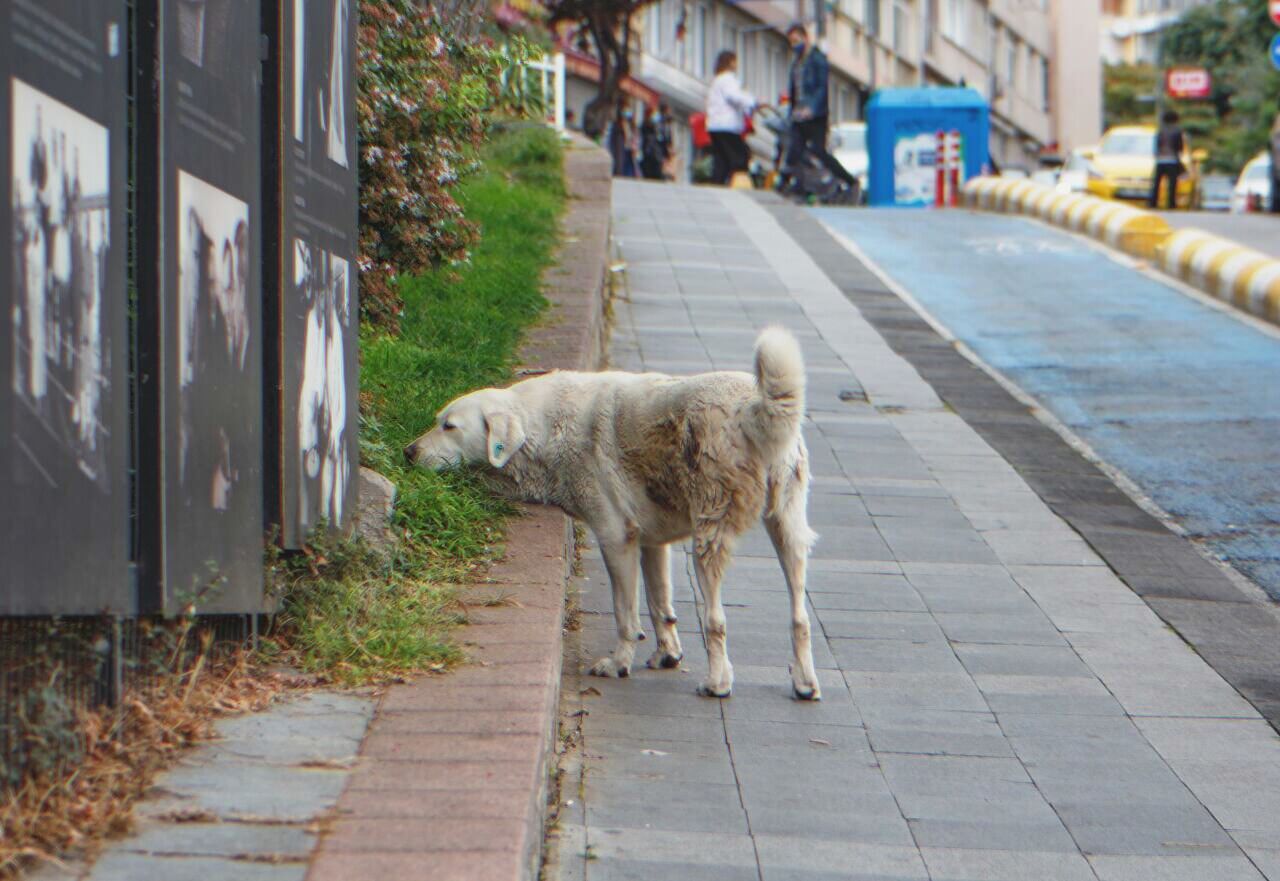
[705,50,761,185]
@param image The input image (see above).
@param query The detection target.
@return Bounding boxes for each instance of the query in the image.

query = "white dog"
[405,327,820,700]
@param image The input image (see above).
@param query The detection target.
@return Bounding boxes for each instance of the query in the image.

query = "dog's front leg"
[589,536,641,679]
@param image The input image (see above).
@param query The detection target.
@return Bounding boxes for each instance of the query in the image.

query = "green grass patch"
[272,125,566,685]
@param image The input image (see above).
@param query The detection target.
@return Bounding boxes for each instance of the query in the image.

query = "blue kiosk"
[866,87,990,207]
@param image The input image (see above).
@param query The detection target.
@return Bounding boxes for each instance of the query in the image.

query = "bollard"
[935,130,947,208]
[947,130,961,208]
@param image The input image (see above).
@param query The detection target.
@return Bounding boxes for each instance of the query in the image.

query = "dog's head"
[404,387,526,471]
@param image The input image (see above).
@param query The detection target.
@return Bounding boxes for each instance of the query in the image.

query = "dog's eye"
[442,422,457,431]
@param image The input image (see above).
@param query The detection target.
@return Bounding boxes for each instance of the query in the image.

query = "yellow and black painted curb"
[962,177,1280,327]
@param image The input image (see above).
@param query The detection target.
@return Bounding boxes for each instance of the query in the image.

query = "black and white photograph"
[293,0,351,169]
[177,168,251,512]
[177,0,233,72]
[10,77,113,490]
[292,239,353,532]
[271,0,359,546]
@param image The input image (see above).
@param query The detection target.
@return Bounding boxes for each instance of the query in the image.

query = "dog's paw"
[645,650,683,670]
[588,657,631,679]
[790,664,822,701]
[696,681,732,699]
[792,683,822,701]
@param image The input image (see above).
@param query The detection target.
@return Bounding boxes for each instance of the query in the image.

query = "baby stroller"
[759,106,859,206]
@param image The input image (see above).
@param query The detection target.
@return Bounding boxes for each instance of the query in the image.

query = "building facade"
[1101,0,1215,65]
[569,0,1101,179]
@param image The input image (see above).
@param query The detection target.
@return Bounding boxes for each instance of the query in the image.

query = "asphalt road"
[814,207,1280,601]
[1156,210,1280,258]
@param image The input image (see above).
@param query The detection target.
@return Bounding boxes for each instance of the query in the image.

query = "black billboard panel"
[1,0,132,615]
[264,0,359,548]
[137,0,265,613]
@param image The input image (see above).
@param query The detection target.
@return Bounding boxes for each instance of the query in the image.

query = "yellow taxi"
[1083,124,1207,209]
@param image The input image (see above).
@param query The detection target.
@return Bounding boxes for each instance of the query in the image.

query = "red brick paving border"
[307,137,611,881]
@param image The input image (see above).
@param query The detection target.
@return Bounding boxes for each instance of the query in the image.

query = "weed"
[274,125,567,685]
[266,529,464,686]
[0,632,283,877]
[359,125,565,583]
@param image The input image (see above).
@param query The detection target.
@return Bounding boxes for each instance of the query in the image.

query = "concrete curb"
[307,136,611,881]
[963,177,1280,325]
[1157,227,1280,323]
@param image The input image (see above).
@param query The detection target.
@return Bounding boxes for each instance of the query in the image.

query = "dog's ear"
[484,410,526,468]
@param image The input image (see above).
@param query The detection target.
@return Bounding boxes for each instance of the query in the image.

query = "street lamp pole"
[1154,17,1167,122]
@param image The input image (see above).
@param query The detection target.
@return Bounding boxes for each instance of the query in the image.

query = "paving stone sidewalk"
[548,180,1280,881]
[30,693,374,881]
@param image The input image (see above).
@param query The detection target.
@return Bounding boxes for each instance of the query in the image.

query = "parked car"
[1056,147,1093,194]
[829,121,869,202]
[1198,174,1233,212]
[1084,124,1205,209]
[1230,151,1272,213]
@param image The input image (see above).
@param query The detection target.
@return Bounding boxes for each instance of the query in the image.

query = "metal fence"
[511,52,568,132]
[0,615,257,786]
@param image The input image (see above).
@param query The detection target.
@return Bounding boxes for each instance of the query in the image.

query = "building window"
[694,5,707,78]
[1006,34,1017,93]
[720,21,739,58]
[866,0,880,38]
[767,44,783,103]
[1040,55,1049,111]
[892,1,908,55]
[647,2,663,55]
[837,84,859,122]
[942,0,968,48]
[739,32,757,93]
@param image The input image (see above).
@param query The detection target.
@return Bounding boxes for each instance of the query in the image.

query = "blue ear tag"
[493,442,505,457]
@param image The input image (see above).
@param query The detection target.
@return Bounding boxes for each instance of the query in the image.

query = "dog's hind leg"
[692,534,734,698]
[588,535,642,679]
[764,452,821,700]
[642,544,683,670]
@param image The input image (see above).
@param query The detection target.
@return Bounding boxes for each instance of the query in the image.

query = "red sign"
[1271,0,1280,26]
[1166,67,1212,100]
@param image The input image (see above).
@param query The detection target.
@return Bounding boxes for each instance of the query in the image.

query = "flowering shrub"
[357,0,535,331]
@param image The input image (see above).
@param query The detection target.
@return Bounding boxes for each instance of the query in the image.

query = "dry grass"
[0,639,296,878]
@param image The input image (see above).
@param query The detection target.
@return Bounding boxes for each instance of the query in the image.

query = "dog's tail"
[750,326,806,455]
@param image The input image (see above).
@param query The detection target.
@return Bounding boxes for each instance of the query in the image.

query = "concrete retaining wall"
[962,177,1280,326]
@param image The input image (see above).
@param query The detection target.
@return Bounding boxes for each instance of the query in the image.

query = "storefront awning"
[561,45,663,107]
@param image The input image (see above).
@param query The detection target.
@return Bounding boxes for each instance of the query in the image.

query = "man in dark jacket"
[785,22,855,191]
[1148,110,1185,210]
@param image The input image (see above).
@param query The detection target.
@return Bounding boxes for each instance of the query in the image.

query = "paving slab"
[545,180,1280,881]
[33,693,374,881]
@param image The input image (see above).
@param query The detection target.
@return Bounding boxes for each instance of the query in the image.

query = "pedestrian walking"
[706,50,760,186]
[656,102,675,179]
[607,108,638,178]
[639,108,666,181]
[1269,112,1280,214]
[1148,109,1185,210]
[784,22,855,196]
